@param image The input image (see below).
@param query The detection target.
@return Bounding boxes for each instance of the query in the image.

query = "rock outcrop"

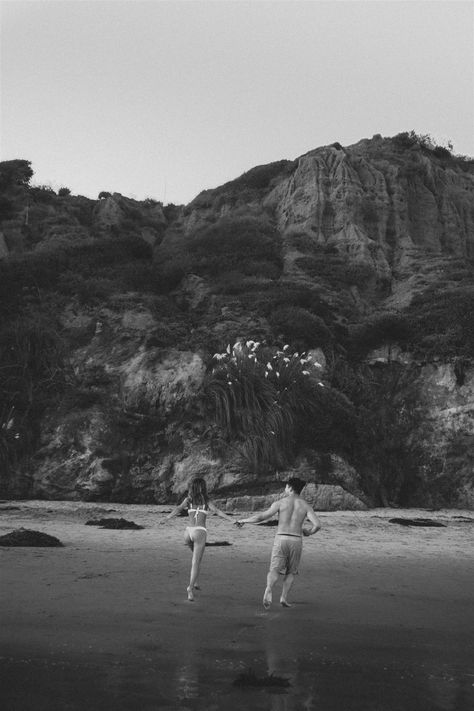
[1,136,474,508]
[216,484,367,512]
[184,136,474,311]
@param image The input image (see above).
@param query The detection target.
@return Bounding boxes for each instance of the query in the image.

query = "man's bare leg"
[263,570,279,609]
[280,573,295,607]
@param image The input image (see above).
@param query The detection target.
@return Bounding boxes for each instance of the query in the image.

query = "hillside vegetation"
[1,132,474,508]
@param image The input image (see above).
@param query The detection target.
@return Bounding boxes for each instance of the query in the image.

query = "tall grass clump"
[203,341,353,473]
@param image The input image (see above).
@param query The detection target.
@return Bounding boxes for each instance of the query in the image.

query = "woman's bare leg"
[187,531,206,600]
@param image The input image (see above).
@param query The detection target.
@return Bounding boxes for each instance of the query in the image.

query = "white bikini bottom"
[186,525,207,533]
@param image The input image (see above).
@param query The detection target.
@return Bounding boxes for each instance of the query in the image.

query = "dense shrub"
[221,160,295,191]
[408,285,474,357]
[391,131,466,166]
[187,216,282,278]
[153,235,191,293]
[269,306,333,349]
[145,321,189,348]
[58,187,71,197]
[29,185,56,203]
[433,146,452,160]
[284,231,318,253]
[57,273,117,303]
[234,281,354,340]
[350,313,413,358]
[0,196,15,221]
[392,131,437,153]
[163,203,180,222]
[0,309,67,473]
[152,216,284,293]
[392,131,419,150]
[65,196,95,228]
[115,263,158,292]
[0,159,33,190]
[259,282,335,321]
[329,359,427,505]
[0,235,153,314]
[188,162,296,213]
[343,262,377,286]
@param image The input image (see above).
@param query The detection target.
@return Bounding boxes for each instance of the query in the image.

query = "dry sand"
[0,501,473,711]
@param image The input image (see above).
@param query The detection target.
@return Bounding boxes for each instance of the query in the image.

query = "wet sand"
[1,501,473,710]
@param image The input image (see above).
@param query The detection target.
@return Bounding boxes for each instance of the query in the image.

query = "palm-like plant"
[203,341,325,473]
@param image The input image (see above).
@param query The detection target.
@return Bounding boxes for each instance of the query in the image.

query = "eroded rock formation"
[1,136,474,507]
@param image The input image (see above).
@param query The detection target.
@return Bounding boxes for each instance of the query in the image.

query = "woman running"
[160,477,235,601]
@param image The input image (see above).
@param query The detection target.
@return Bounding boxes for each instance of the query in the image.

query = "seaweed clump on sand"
[389,518,446,527]
[0,528,63,547]
[85,518,144,529]
[205,541,232,546]
[233,669,291,688]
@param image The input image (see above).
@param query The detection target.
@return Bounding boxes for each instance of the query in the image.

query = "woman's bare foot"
[187,586,194,601]
[280,599,292,608]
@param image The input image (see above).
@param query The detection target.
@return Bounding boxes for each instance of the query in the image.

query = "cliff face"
[1,137,474,508]
[184,137,474,309]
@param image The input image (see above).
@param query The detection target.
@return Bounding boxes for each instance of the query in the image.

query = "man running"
[236,478,321,609]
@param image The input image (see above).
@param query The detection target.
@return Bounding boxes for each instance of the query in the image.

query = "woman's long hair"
[189,477,209,508]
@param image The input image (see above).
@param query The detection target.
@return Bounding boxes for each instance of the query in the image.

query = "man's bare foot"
[280,599,292,608]
[263,589,272,609]
[187,586,194,601]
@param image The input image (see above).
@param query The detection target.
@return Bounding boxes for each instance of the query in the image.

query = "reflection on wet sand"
[176,663,199,701]
[0,647,473,711]
[175,640,200,704]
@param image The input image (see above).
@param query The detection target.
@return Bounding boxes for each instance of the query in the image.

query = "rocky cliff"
[1,135,473,508]
[184,135,474,307]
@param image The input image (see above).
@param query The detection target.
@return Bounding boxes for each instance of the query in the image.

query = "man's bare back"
[276,496,315,536]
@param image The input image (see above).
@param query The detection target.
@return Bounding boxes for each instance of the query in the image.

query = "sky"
[1,0,473,205]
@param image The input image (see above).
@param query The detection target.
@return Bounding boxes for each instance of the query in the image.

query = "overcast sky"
[1,0,473,205]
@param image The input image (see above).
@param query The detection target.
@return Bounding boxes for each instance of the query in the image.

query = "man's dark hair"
[286,477,306,495]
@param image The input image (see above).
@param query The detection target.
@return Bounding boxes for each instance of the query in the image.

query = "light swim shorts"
[269,534,302,575]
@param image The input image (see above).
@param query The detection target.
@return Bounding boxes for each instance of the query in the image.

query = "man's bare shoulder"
[298,497,315,512]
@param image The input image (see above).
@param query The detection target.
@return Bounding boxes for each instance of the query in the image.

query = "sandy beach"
[1,501,473,710]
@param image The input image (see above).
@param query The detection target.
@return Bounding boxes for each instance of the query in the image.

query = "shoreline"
[1,501,473,710]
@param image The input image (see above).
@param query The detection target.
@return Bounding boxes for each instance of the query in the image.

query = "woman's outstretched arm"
[160,497,189,524]
[208,501,235,523]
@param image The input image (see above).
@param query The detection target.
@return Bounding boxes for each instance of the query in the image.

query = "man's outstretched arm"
[236,501,280,527]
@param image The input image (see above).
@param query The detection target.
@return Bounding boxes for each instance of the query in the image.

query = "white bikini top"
[187,501,209,523]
